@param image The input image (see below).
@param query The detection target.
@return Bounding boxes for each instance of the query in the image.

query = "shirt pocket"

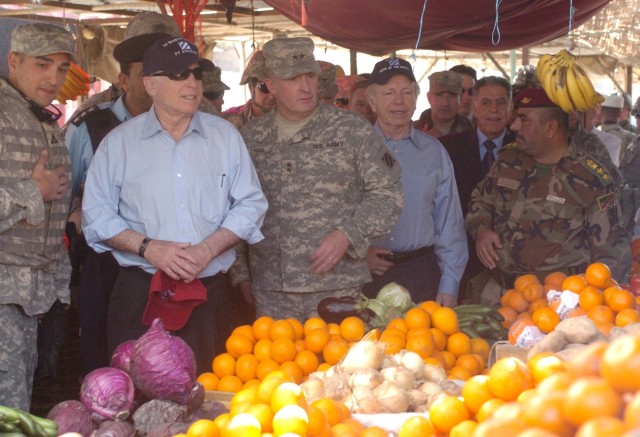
[191,172,226,224]
[521,199,583,241]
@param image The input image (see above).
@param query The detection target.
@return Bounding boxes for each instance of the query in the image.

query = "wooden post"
[350,49,357,75]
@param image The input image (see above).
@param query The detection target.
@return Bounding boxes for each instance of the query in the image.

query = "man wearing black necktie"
[440,76,514,301]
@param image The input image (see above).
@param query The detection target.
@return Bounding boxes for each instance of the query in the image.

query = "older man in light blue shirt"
[364,58,468,307]
[82,36,267,373]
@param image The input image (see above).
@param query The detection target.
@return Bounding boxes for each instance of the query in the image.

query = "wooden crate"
[204,390,234,409]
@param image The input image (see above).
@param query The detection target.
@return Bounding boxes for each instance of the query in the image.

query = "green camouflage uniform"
[0,78,72,410]
[239,104,403,317]
[620,136,640,236]
[570,126,622,185]
[465,141,630,284]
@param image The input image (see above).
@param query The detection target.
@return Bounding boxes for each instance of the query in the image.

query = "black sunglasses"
[152,67,204,81]
[257,81,270,93]
[30,103,63,123]
[462,87,474,96]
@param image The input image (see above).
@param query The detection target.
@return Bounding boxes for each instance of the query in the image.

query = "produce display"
[536,49,604,112]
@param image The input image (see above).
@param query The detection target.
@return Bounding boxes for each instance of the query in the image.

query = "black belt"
[378,246,434,262]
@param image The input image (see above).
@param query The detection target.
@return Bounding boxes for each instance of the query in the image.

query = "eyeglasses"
[29,103,63,123]
[257,82,270,93]
[152,67,204,81]
[462,87,474,96]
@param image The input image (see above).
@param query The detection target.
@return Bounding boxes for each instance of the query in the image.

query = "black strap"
[84,108,122,152]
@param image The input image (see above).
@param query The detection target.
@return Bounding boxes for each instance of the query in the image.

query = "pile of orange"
[500,262,640,341]
[377,301,491,381]
[409,331,640,436]
[198,315,368,393]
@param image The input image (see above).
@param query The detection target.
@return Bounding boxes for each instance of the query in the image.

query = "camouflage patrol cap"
[317,61,338,99]
[125,12,182,39]
[203,67,230,93]
[11,23,75,61]
[240,50,267,85]
[263,37,320,80]
[428,71,463,95]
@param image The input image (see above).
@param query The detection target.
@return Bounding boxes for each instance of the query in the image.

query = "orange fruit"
[339,316,366,342]
[295,338,306,352]
[562,377,623,427]
[446,331,471,357]
[386,317,408,333]
[532,306,560,333]
[497,307,518,329]
[522,391,573,437]
[270,319,296,341]
[507,317,537,345]
[405,330,434,359]
[272,404,309,436]
[419,300,441,315]
[212,413,230,433]
[615,307,640,327]
[507,291,530,313]
[303,317,327,336]
[514,273,539,292]
[476,398,505,422]
[245,403,274,433]
[624,391,640,430]
[528,353,566,384]
[440,350,457,370]
[186,419,219,437]
[225,334,254,359]
[235,354,259,382]
[430,327,447,351]
[528,298,548,314]
[544,271,567,288]
[429,394,470,434]
[568,307,588,317]
[449,420,478,437]
[585,262,611,289]
[561,274,588,293]
[378,332,405,355]
[461,374,494,414]
[398,415,435,437]
[587,305,615,324]
[287,318,304,340]
[279,361,304,384]
[271,338,297,364]
[470,337,491,361]
[447,365,473,381]
[431,306,459,335]
[232,325,256,343]
[326,322,341,337]
[311,398,344,426]
[256,374,286,403]
[243,379,259,389]
[304,327,330,354]
[217,375,243,393]
[255,358,280,380]
[330,422,359,437]
[473,417,528,436]
[523,282,545,303]
[605,288,637,312]
[230,387,258,409]
[212,353,236,378]
[456,353,483,375]
[322,337,349,365]
[535,371,574,394]
[360,426,389,437]
[600,334,640,393]
[578,285,604,311]
[294,349,319,376]
[196,372,219,391]
[270,381,306,412]
[501,289,517,307]
[575,417,626,437]
[404,307,431,329]
[253,338,273,362]
[488,357,534,401]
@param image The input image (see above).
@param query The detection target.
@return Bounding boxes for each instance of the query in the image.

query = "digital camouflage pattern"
[240,50,267,85]
[263,37,320,80]
[428,70,463,94]
[11,23,75,60]
[125,11,181,38]
[240,104,403,292]
[466,141,631,282]
[203,67,230,94]
[570,126,622,185]
[223,99,263,130]
[620,136,640,235]
[317,61,338,100]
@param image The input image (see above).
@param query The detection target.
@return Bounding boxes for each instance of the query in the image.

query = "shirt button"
[179,203,184,208]
[177,173,182,178]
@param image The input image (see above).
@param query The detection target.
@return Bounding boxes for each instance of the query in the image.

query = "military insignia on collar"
[521,97,532,104]
[582,158,612,186]
[597,192,615,210]
[51,134,59,144]
[382,151,396,168]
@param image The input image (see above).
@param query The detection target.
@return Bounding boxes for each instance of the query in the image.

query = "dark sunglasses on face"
[152,67,204,81]
[462,87,474,96]
[257,82,270,93]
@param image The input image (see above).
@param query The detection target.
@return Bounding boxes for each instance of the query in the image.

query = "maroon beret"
[514,87,559,109]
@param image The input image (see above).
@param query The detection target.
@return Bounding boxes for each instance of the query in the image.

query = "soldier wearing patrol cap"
[202,66,230,114]
[0,22,74,410]
[317,60,339,105]
[236,37,403,320]
[415,70,472,138]
[466,87,630,305]
[224,50,276,129]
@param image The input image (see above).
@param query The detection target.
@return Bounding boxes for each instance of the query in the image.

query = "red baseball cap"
[142,271,207,331]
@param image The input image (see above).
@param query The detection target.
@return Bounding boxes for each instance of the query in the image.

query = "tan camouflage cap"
[263,37,320,80]
[203,67,230,93]
[428,70,463,95]
[317,61,338,99]
[125,12,182,39]
[240,50,267,85]
[11,23,75,61]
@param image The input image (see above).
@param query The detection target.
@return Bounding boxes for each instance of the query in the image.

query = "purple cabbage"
[91,420,136,437]
[80,367,136,423]
[47,400,97,435]
[111,340,136,373]
[130,318,197,404]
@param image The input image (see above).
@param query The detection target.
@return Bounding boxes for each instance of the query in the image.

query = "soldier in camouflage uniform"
[600,95,636,162]
[202,67,230,114]
[466,88,630,303]
[0,23,74,410]
[237,37,403,320]
[619,135,640,236]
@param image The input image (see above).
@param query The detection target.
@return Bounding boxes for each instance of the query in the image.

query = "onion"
[395,350,425,381]
[47,400,97,435]
[130,319,197,404]
[372,381,410,413]
[80,367,135,423]
[380,366,416,390]
[111,340,136,373]
[348,368,383,390]
[339,341,384,373]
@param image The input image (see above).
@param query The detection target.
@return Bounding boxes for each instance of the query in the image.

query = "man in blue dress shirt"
[363,58,468,307]
[82,36,268,373]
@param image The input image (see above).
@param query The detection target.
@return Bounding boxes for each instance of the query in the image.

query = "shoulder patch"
[581,157,613,186]
[70,105,101,127]
[381,151,396,168]
[597,192,615,210]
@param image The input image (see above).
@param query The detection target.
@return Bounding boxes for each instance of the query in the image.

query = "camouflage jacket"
[414,109,473,138]
[240,104,403,292]
[465,141,630,282]
[223,99,257,130]
[570,127,622,185]
[0,78,72,315]
[619,136,640,234]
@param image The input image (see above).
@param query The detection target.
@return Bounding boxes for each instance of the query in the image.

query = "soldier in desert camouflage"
[466,88,630,303]
[0,23,74,410]
[237,37,403,320]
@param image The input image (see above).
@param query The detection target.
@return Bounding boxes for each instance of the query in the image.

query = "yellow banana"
[573,63,603,107]
[542,63,559,105]
[553,65,574,112]
[536,54,553,83]
[566,67,589,112]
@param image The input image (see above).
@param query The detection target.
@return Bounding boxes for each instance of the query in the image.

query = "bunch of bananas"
[56,62,91,102]
[454,304,507,341]
[536,49,604,113]
[0,405,58,436]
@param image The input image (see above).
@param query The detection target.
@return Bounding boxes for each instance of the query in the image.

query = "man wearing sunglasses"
[224,50,276,129]
[0,22,74,411]
[449,64,477,122]
[82,36,267,374]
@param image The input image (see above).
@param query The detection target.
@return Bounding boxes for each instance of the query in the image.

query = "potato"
[527,330,567,360]
[556,345,586,361]
[554,317,601,344]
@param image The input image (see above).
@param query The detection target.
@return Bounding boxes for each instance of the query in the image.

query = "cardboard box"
[204,390,233,409]
[488,340,530,366]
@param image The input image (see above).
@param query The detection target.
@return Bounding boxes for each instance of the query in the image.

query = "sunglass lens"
[165,67,204,81]
[258,82,269,93]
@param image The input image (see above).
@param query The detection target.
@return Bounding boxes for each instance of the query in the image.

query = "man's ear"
[264,78,276,96]
[7,52,18,74]
[546,118,560,138]
[143,76,156,97]
[118,72,129,92]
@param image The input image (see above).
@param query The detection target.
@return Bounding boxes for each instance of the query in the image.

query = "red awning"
[264,0,611,55]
